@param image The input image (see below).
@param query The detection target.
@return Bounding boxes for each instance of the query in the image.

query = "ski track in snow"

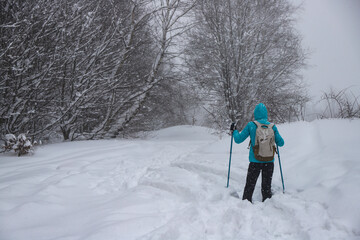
[0,123,359,240]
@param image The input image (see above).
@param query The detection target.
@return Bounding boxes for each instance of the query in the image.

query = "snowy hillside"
[1,120,360,240]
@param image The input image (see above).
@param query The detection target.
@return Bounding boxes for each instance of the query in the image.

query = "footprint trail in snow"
[1,122,359,240]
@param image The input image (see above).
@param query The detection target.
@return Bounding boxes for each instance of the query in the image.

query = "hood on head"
[254,103,268,121]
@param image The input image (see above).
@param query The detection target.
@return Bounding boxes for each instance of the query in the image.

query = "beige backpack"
[252,121,276,161]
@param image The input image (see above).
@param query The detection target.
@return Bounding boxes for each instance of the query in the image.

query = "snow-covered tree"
[185,0,309,128]
[1,0,196,141]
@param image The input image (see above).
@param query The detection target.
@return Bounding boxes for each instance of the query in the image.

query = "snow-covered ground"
[1,119,360,240]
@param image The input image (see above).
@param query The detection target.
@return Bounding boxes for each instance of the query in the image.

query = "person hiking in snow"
[230,103,284,203]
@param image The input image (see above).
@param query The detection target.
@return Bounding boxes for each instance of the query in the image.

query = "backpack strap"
[254,120,274,129]
[249,121,259,147]
[253,120,261,128]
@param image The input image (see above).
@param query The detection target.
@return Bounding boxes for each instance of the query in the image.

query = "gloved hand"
[230,122,237,132]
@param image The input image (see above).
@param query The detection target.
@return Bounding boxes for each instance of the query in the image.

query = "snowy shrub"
[320,88,360,119]
[2,134,34,156]
[4,134,17,151]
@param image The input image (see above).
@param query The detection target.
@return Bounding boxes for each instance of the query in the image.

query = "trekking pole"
[276,145,285,193]
[226,131,234,188]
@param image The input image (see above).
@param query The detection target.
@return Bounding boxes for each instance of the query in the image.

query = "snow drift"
[0,120,359,240]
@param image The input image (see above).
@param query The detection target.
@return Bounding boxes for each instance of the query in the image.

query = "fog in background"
[293,0,360,98]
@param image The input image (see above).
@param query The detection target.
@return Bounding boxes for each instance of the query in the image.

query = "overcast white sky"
[293,0,360,98]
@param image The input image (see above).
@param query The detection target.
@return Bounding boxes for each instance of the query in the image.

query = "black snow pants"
[242,162,274,203]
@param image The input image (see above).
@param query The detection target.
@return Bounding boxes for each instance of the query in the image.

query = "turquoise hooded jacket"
[233,103,284,163]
